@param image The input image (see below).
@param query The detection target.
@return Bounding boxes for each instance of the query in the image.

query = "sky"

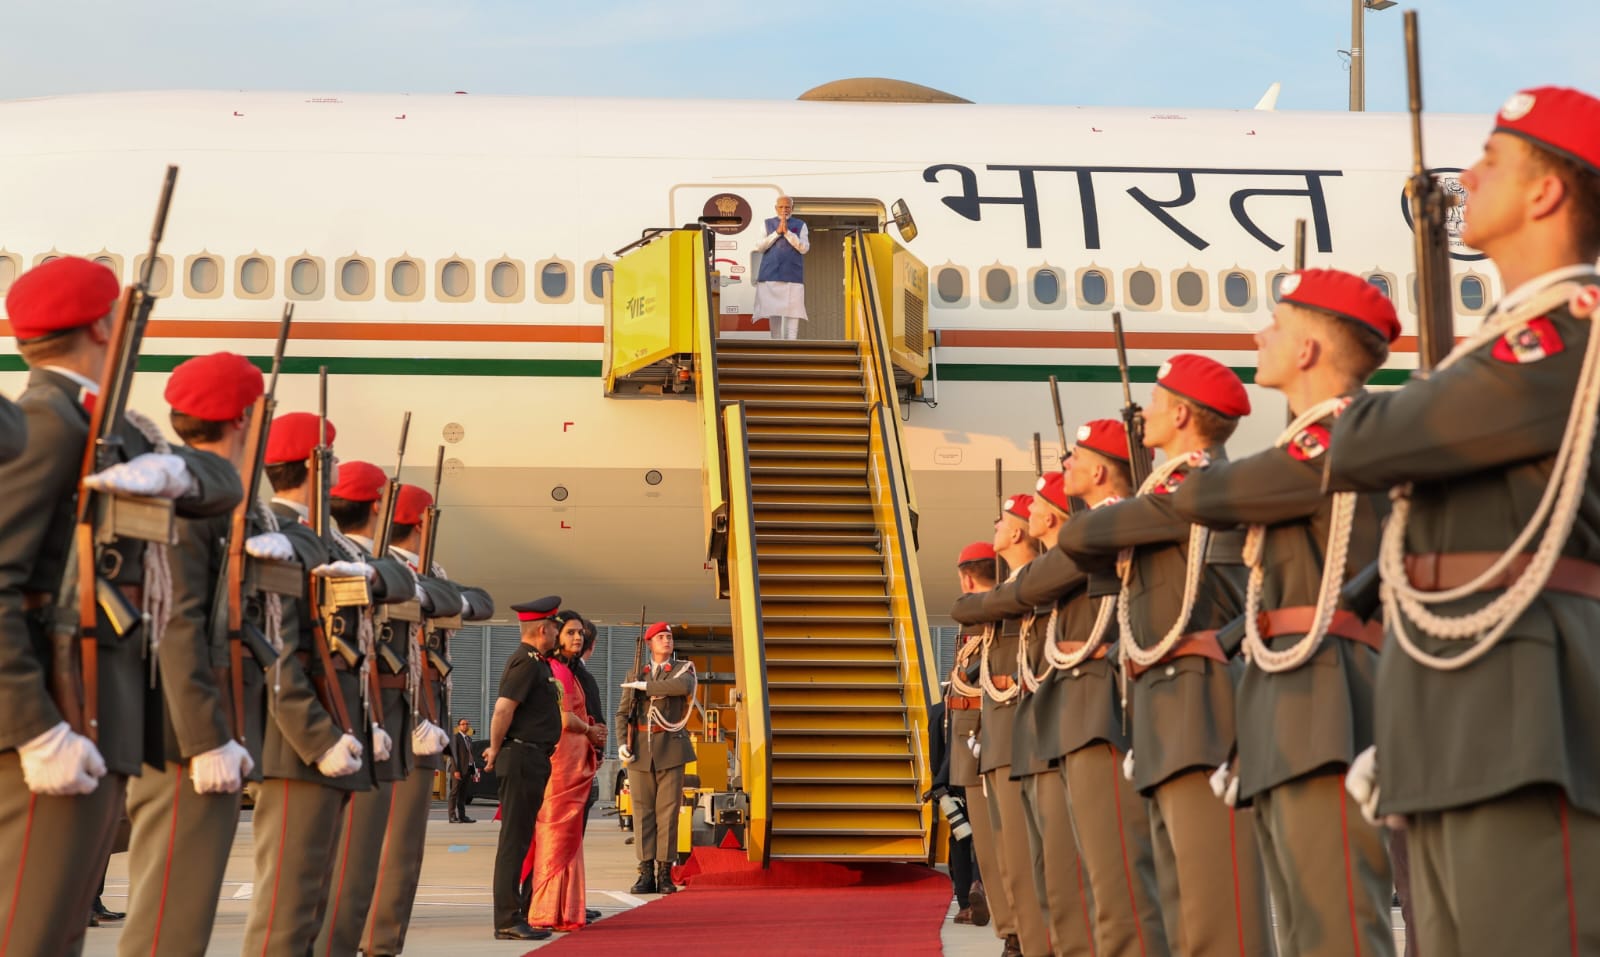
[0,0,1594,115]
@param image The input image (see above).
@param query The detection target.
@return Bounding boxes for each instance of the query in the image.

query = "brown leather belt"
[633,723,674,734]
[1127,629,1226,680]
[377,674,408,690]
[946,694,982,711]
[1054,640,1111,661]
[295,650,351,672]
[1256,607,1383,653]
[1405,552,1600,601]
[22,591,51,612]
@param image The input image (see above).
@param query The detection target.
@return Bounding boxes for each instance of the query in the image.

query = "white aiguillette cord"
[1119,453,1210,671]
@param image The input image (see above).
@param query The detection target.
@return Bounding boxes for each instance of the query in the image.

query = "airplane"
[0,80,1504,627]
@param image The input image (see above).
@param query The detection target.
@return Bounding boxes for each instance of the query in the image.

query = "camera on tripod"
[939,792,973,841]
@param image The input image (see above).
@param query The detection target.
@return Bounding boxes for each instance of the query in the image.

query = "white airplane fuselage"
[0,91,1499,624]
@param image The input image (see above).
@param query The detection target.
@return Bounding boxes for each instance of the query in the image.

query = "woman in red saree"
[520,614,602,931]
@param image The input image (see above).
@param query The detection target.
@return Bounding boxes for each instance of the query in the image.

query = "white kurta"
[751,221,810,320]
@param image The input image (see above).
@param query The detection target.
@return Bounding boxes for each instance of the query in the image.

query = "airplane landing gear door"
[668,184,783,332]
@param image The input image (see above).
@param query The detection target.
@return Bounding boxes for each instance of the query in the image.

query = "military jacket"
[615,657,697,772]
[950,594,1023,776]
[1328,275,1600,816]
[0,393,24,464]
[1058,445,1247,794]
[946,625,984,789]
[393,548,490,773]
[1172,406,1384,801]
[0,369,240,775]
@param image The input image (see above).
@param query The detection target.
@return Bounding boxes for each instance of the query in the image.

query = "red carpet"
[532,847,950,956]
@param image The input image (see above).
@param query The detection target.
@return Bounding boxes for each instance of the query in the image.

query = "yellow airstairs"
[604,226,940,863]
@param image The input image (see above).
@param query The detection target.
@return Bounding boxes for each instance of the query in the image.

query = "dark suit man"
[449,719,478,822]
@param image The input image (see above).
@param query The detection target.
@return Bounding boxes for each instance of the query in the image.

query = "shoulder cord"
[645,659,695,731]
[1044,592,1116,670]
[1241,397,1358,673]
[1119,450,1211,670]
[1018,613,1052,691]
[249,501,287,697]
[948,628,985,698]
[978,623,1020,703]
[123,410,174,656]
[1382,280,1600,670]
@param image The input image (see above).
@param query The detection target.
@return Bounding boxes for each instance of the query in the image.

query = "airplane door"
[668,184,783,326]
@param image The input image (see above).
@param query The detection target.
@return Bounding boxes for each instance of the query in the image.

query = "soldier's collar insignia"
[1492,317,1565,364]
[1288,424,1331,462]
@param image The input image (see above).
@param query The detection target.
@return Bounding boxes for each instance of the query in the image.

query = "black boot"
[629,860,656,895]
[656,860,677,895]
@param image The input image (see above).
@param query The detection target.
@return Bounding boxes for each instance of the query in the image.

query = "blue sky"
[2,0,1593,115]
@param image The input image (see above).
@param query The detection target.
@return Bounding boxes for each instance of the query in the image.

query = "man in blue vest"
[752,195,809,340]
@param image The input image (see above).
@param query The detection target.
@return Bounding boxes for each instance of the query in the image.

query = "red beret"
[163,352,264,422]
[1493,86,1600,176]
[1003,493,1033,521]
[265,411,336,465]
[331,461,386,503]
[957,541,996,566]
[1034,472,1070,514]
[5,257,121,341]
[394,484,432,525]
[1075,419,1130,462]
[644,622,673,641]
[1279,269,1400,344]
[1157,354,1251,419]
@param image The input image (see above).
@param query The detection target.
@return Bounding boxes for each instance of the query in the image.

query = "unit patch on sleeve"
[1287,424,1331,462]
[1492,317,1565,364]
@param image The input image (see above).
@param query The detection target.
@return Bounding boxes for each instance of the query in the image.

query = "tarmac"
[87,797,1410,955]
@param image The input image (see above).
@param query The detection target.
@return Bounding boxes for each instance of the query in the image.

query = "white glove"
[622,680,647,691]
[411,719,449,756]
[190,740,254,794]
[1122,749,1136,783]
[311,561,375,581]
[966,732,981,760]
[245,532,295,561]
[1208,762,1239,807]
[84,452,196,499]
[414,582,433,611]
[315,733,364,777]
[372,723,393,762]
[17,721,107,796]
[618,744,634,764]
[1344,745,1382,827]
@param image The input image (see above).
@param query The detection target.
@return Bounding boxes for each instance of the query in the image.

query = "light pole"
[1350,0,1397,111]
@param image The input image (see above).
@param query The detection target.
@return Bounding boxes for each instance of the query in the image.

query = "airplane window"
[936,268,964,304]
[340,259,371,297]
[1460,275,1486,311]
[589,263,613,299]
[1270,273,1287,302]
[0,255,17,293]
[540,263,568,299]
[93,256,118,274]
[290,258,320,297]
[491,262,521,299]
[441,261,470,298]
[1081,270,1108,306]
[1223,272,1251,308]
[1175,270,1205,308]
[138,256,171,295]
[240,257,270,296]
[391,260,421,298]
[1129,270,1157,307]
[39,254,59,265]
[983,268,1012,304]
[1033,269,1060,306]
[189,257,219,296]
[1366,274,1392,299]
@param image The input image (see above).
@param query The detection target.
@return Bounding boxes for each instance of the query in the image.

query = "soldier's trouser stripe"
[1560,795,1578,956]
[258,779,292,957]
[1339,785,1363,957]
[323,799,359,957]
[1109,749,1150,957]
[1,795,37,953]
[364,781,402,943]
[148,764,186,953]
[1228,809,1246,957]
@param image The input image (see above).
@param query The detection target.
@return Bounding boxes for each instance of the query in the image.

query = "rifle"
[1047,375,1068,467]
[56,166,178,741]
[306,367,358,733]
[220,304,294,741]
[993,458,1004,583]
[1343,12,1456,620]
[373,412,411,559]
[370,412,414,685]
[1293,218,1307,272]
[414,446,450,725]
[1111,312,1153,489]
[625,604,647,758]
[1031,433,1043,479]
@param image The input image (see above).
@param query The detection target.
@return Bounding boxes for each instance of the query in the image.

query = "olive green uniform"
[949,625,1016,943]
[615,657,696,863]
[1328,274,1600,957]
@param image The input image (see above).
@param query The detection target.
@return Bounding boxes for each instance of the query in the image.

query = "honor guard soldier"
[363,483,495,957]
[316,460,427,956]
[0,257,242,957]
[487,597,564,942]
[1327,87,1600,956]
[1059,356,1274,957]
[616,622,698,896]
[119,353,266,957]
[947,543,1003,939]
[952,494,1051,957]
[241,413,406,955]
[0,391,24,463]
[1172,272,1400,957]
[955,493,1096,957]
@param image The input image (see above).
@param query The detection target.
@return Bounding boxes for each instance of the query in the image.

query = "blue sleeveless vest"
[757,216,806,284]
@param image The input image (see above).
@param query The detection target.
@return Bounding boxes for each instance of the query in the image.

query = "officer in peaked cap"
[486,597,564,941]
[1327,86,1600,956]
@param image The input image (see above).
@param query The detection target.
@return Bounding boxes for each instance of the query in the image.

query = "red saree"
[520,658,597,931]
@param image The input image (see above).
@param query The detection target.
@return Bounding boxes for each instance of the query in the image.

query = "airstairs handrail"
[846,231,921,544]
[693,228,730,568]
